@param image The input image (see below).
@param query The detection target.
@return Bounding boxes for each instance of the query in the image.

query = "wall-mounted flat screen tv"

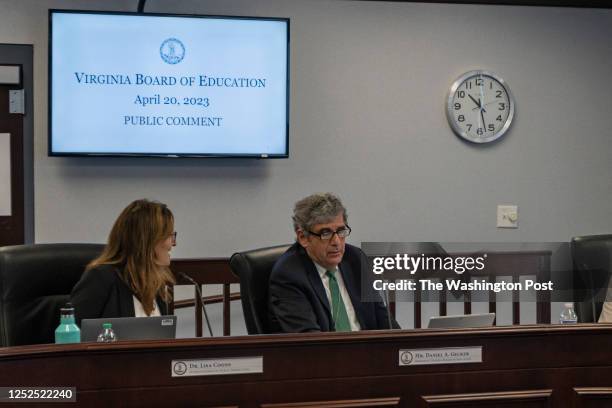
[49,10,289,158]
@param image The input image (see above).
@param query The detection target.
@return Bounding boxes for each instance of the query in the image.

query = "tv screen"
[49,10,289,158]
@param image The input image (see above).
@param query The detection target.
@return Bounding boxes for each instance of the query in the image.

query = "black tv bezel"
[48,9,290,159]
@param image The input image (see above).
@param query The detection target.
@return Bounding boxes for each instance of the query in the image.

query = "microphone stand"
[179,272,214,337]
[383,279,393,329]
[587,267,597,322]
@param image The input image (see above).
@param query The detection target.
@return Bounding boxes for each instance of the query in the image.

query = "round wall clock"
[446,70,515,144]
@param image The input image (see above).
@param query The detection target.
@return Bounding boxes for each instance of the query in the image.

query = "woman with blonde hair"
[71,199,176,323]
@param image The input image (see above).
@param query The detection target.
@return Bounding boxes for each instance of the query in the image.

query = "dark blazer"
[268,243,399,333]
[70,264,169,325]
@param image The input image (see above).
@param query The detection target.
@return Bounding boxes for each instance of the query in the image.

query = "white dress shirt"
[133,295,161,317]
[314,262,361,331]
[599,299,612,323]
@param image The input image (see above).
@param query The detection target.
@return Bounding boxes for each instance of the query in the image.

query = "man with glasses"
[268,192,398,333]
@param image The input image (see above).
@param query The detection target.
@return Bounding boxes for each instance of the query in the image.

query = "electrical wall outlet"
[497,205,518,228]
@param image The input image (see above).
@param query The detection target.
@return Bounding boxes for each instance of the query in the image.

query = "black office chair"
[571,235,612,323]
[230,244,290,335]
[0,243,104,346]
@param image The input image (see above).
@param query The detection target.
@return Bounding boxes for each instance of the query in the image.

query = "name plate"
[171,356,263,377]
[399,346,482,366]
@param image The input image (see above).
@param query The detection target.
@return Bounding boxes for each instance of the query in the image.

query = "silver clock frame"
[446,70,515,144]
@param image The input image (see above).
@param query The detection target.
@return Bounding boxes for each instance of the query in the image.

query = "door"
[0,44,34,247]
[0,66,25,246]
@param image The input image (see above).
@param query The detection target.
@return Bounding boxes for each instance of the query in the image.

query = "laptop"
[80,315,177,342]
[427,313,495,329]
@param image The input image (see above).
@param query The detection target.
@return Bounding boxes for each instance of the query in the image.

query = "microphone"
[585,265,597,322]
[179,272,214,337]
[382,278,394,330]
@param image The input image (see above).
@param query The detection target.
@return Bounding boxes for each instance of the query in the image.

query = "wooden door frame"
[0,44,34,244]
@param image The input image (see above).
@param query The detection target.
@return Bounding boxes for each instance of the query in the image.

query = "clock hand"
[478,76,486,110]
[480,108,487,131]
[468,94,481,108]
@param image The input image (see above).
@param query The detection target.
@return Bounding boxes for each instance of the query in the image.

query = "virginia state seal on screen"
[160,38,185,64]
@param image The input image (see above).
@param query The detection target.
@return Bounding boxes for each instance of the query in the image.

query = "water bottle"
[97,323,118,343]
[559,302,578,324]
[54,302,81,344]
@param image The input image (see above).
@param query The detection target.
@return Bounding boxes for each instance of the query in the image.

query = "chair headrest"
[0,243,104,346]
[229,244,290,334]
[230,244,291,279]
[571,235,612,271]
[0,243,105,300]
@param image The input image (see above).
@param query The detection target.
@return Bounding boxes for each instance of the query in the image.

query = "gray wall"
[1,0,610,253]
[1,0,611,333]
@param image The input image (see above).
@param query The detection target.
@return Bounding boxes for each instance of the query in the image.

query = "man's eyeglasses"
[307,226,351,241]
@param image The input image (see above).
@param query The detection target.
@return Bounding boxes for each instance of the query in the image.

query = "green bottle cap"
[102,323,112,329]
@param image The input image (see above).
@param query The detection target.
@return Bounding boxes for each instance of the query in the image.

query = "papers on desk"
[0,133,11,216]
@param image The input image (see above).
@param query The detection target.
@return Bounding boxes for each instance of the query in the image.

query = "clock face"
[447,70,515,143]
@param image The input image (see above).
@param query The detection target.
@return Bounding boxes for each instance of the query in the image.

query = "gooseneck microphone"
[382,279,394,330]
[179,272,214,337]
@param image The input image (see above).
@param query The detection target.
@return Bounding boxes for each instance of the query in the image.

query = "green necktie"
[326,270,352,332]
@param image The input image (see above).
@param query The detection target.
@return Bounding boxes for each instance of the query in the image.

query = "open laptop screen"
[80,315,177,342]
[427,313,495,329]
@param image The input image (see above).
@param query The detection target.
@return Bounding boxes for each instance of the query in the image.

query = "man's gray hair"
[292,192,348,233]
